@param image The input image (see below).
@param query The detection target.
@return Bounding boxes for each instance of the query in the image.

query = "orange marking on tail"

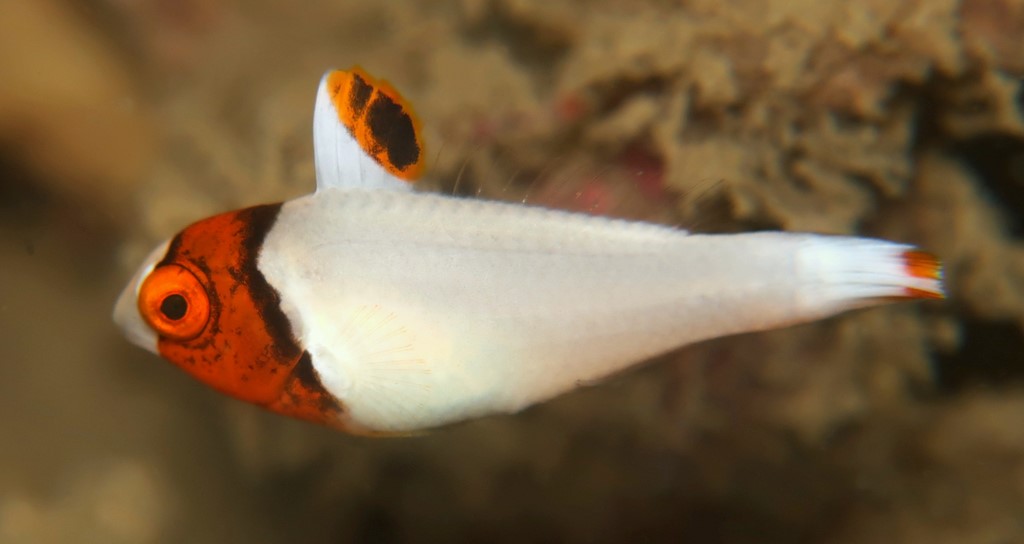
[903,286,946,300]
[327,67,425,181]
[903,249,943,280]
[900,249,945,300]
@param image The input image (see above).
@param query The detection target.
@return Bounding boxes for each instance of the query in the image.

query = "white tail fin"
[796,236,944,314]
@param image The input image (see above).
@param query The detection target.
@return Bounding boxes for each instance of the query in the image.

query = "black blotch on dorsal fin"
[366,93,421,172]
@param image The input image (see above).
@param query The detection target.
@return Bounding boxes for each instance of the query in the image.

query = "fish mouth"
[112,241,170,354]
[113,278,157,353]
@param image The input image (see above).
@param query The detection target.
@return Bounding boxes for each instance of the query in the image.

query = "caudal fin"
[898,249,945,300]
[799,237,945,311]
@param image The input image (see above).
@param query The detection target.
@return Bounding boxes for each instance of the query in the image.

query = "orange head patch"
[326,67,425,181]
[142,204,344,427]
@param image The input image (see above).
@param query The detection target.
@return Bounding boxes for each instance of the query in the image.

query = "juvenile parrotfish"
[113,67,944,435]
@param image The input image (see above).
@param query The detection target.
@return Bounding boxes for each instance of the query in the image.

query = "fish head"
[112,206,306,407]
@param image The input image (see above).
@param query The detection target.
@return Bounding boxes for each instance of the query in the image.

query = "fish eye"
[138,264,210,340]
[160,294,188,320]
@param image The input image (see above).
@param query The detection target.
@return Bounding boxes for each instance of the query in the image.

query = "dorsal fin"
[313,67,425,191]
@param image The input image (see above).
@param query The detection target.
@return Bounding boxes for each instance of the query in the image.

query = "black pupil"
[160,294,188,321]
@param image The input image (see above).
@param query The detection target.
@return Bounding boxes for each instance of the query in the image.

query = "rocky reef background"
[1,0,1022,542]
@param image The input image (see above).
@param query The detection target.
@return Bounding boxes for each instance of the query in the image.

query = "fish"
[113,67,945,435]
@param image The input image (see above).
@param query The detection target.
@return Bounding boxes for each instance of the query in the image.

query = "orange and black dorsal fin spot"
[314,66,425,190]
[330,67,425,180]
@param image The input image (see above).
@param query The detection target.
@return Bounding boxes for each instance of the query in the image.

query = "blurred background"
[1,0,1023,542]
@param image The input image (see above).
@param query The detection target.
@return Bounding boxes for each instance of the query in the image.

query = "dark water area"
[1,1,1023,543]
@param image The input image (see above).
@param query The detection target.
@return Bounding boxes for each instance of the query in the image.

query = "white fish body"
[265,188,937,433]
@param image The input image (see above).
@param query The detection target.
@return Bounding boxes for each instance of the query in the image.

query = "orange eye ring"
[138,264,211,341]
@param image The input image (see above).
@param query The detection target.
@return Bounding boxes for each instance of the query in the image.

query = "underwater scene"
[1,0,1022,542]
